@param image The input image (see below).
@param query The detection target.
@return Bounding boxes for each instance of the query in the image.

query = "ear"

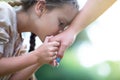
[35,1,46,17]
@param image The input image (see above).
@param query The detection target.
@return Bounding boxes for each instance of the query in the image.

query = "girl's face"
[34,4,78,41]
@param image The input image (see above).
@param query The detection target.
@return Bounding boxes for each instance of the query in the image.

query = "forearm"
[9,63,41,80]
[69,0,116,34]
[0,52,38,76]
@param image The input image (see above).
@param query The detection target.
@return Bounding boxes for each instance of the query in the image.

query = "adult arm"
[51,0,116,58]
[69,0,116,34]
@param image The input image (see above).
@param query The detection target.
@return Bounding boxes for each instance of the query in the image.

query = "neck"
[16,9,33,33]
[16,7,43,40]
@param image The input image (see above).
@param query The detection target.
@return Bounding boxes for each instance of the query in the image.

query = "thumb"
[50,36,60,42]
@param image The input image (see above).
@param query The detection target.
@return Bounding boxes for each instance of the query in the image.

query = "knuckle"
[62,43,68,48]
[48,47,52,51]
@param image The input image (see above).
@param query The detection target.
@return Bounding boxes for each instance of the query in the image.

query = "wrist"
[30,51,44,65]
[29,51,39,65]
[66,27,77,37]
[68,23,82,35]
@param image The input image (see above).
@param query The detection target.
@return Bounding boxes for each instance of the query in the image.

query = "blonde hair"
[8,1,22,7]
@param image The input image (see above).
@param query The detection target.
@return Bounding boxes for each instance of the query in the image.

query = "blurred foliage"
[35,55,120,80]
[35,29,120,80]
[36,50,98,80]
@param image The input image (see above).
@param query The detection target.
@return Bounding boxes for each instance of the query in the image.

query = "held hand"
[50,29,77,61]
[33,36,60,65]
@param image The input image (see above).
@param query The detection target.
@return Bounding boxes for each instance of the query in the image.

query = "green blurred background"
[2,0,120,80]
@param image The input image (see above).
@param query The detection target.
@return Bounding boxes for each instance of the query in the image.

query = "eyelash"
[59,20,65,29]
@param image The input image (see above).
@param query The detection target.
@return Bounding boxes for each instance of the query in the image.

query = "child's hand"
[33,36,60,65]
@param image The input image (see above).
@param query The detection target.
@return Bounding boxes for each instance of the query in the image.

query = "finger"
[49,47,59,52]
[44,36,50,43]
[49,36,60,42]
[52,59,59,67]
[49,52,57,57]
[52,55,57,60]
[49,55,57,63]
[53,60,57,67]
[49,41,60,47]
[49,60,57,67]
[57,43,68,58]
[52,47,59,52]
[47,35,54,39]
[44,35,55,43]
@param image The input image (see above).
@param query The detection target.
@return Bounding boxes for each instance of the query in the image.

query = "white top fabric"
[0,2,23,80]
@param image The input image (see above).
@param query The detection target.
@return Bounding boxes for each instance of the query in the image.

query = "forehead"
[61,4,78,23]
[49,4,78,24]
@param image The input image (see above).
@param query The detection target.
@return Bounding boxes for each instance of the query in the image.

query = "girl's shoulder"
[0,1,15,14]
[0,1,13,10]
[0,1,16,27]
[0,1,17,44]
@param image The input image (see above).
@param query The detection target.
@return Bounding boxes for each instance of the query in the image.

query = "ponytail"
[29,33,36,52]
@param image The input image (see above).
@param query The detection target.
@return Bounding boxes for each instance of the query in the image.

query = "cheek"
[47,26,60,35]
[44,21,60,35]
[38,27,59,42]
[42,22,60,36]
[41,15,60,35]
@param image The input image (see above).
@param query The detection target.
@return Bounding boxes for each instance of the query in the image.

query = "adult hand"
[50,28,77,59]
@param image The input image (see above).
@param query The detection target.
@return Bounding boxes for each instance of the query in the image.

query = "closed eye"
[59,19,67,30]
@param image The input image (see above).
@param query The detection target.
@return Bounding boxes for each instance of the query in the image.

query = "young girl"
[0,0,79,80]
